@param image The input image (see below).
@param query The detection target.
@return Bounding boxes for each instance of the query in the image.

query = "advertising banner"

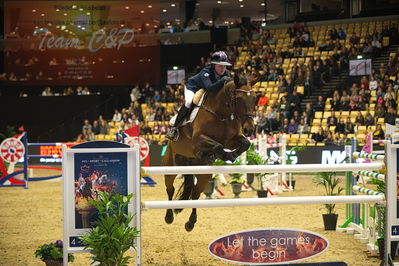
[4,1,160,85]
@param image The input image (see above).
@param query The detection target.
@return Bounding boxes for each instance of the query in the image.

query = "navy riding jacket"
[186,65,230,93]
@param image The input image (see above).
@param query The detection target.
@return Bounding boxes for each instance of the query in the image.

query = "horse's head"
[228,74,256,137]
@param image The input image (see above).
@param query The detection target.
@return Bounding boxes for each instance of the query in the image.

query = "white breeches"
[184,86,195,108]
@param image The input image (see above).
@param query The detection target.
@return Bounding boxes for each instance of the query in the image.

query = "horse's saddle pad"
[169,89,206,126]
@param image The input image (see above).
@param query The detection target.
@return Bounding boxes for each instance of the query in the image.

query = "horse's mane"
[223,75,248,92]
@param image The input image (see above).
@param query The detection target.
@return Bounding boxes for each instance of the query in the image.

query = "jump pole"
[142,162,384,175]
[142,195,384,210]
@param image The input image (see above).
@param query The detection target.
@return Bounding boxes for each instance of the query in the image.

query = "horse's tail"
[173,174,195,214]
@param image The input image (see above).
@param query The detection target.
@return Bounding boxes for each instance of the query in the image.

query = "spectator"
[355,111,365,125]
[314,96,325,112]
[297,119,309,134]
[323,131,335,145]
[265,106,278,131]
[349,32,360,46]
[311,127,325,143]
[287,119,298,134]
[327,111,338,127]
[99,120,109,134]
[257,92,268,107]
[92,120,100,135]
[385,107,397,125]
[373,124,385,140]
[279,118,289,133]
[344,117,355,134]
[375,102,386,118]
[82,119,92,133]
[41,86,53,96]
[112,109,122,122]
[256,111,270,134]
[278,96,290,119]
[335,118,346,134]
[365,112,375,126]
[369,76,378,90]
[330,96,341,111]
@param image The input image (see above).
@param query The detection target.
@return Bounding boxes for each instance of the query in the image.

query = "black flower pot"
[378,238,398,261]
[257,190,268,198]
[322,214,338,230]
[231,183,243,198]
[203,179,216,199]
[287,180,296,189]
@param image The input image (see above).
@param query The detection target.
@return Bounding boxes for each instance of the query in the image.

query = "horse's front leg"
[164,174,176,224]
[192,134,232,162]
[184,174,212,232]
[225,135,251,159]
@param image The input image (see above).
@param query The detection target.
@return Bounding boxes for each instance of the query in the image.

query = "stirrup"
[166,128,179,141]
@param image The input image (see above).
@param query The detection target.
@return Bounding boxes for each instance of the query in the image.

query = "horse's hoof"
[174,208,183,214]
[165,210,174,224]
[185,221,195,232]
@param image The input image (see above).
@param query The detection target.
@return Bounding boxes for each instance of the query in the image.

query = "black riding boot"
[166,105,190,141]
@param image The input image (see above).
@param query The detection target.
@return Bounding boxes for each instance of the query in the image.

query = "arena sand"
[0,169,383,265]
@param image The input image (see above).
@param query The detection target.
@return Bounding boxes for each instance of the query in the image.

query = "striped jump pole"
[352,152,385,161]
[142,195,385,210]
[372,139,388,144]
[353,170,385,181]
[352,185,384,196]
[142,162,384,175]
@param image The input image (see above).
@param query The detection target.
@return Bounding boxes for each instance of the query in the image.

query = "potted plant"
[34,240,74,266]
[203,159,226,199]
[245,144,269,197]
[227,159,245,198]
[312,172,344,230]
[79,191,140,266]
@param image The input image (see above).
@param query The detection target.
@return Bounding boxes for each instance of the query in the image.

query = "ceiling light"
[63,13,67,16]
[140,10,144,13]
[261,2,265,6]
[209,20,213,24]
[171,3,176,7]
[162,9,167,12]
[125,6,130,9]
[239,0,243,2]
[79,8,83,11]
[41,13,45,17]
[145,23,150,26]
[32,9,36,12]
[240,4,244,7]
[217,1,221,3]
[72,5,77,9]
[56,9,60,11]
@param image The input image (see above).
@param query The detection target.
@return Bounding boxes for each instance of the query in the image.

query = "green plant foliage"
[312,172,344,214]
[371,177,386,238]
[34,240,74,262]
[80,192,140,266]
[228,159,245,184]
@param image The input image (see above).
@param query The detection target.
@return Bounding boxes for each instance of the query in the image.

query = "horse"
[162,74,256,231]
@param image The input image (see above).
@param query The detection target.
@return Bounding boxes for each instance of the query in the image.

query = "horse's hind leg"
[165,174,176,224]
[185,174,212,232]
[163,144,176,224]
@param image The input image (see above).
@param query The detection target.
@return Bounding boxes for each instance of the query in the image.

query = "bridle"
[201,83,255,124]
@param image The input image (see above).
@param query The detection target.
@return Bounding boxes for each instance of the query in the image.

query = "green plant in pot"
[371,177,398,261]
[312,171,343,230]
[228,159,245,198]
[246,144,266,194]
[34,240,74,266]
[79,191,140,266]
[203,159,226,199]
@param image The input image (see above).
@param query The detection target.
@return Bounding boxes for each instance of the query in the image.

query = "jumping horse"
[162,74,256,231]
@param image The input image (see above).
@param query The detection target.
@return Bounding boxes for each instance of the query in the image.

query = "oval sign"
[208,228,328,265]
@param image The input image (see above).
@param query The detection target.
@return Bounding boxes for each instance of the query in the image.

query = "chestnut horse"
[162,74,256,231]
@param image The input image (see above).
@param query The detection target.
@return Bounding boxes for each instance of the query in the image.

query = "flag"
[125,125,140,137]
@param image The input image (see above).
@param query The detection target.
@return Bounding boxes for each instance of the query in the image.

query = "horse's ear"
[234,73,240,87]
[248,73,259,86]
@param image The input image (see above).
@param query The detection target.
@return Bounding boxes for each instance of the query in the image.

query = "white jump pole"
[142,162,384,175]
[142,195,385,210]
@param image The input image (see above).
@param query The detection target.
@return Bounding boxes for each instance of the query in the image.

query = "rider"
[166,51,232,141]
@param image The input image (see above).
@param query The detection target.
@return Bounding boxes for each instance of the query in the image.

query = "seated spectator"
[287,119,298,134]
[314,96,325,112]
[278,96,290,119]
[287,91,301,112]
[140,121,153,135]
[373,124,385,140]
[112,109,122,122]
[385,107,397,125]
[375,102,386,118]
[355,111,365,125]
[256,111,270,134]
[304,103,314,120]
[92,120,100,135]
[335,118,346,134]
[349,32,360,46]
[323,131,335,145]
[257,92,268,107]
[365,112,375,126]
[41,86,53,96]
[265,106,278,131]
[99,120,110,134]
[344,117,355,134]
[297,119,309,135]
[279,118,289,133]
[330,96,341,111]
[327,111,338,127]
[339,95,350,111]
[311,127,325,143]
[369,76,378,90]
[82,119,92,133]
